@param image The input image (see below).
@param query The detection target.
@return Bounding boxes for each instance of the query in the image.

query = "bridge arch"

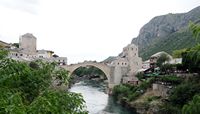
[62,61,111,82]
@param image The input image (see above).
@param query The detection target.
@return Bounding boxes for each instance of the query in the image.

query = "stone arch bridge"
[62,61,118,88]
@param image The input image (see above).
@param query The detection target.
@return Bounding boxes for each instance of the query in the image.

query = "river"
[69,80,137,114]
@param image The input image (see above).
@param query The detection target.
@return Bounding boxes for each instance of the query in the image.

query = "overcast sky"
[0,0,200,64]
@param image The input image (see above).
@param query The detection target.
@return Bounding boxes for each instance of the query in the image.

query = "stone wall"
[152,83,170,97]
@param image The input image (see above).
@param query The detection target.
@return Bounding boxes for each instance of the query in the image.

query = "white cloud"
[0,0,200,63]
[0,0,39,14]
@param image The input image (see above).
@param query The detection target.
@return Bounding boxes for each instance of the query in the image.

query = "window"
[122,63,124,65]
[118,63,119,65]
[20,54,23,56]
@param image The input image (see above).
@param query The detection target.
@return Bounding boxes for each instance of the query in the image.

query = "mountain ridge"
[131,6,200,60]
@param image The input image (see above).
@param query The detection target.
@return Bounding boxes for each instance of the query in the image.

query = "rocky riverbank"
[111,77,170,114]
[129,89,164,114]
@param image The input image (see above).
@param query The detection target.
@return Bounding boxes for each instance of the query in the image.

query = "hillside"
[132,6,200,60]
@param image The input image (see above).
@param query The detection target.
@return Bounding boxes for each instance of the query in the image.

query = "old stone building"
[37,49,54,58]
[6,33,67,65]
[19,33,37,55]
[108,44,142,85]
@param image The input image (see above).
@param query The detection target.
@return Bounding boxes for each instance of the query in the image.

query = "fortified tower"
[19,33,37,55]
[107,44,142,86]
[122,44,142,76]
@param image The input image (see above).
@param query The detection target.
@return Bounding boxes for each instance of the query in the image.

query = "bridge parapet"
[62,61,111,81]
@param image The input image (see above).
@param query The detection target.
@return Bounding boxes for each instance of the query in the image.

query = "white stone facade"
[37,49,54,58]
[19,33,37,55]
[107,44,143,84]
[7,33,67,65]
[142,60,150,70]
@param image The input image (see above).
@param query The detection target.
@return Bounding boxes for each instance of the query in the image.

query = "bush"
[169,83,200,107]
[159,103,181,114]
[112,78,156,102]
[0,51,87,113]
[159,75,183,85]
[112,84,132,100]
[138,78,155,90]
[182,95,200,114]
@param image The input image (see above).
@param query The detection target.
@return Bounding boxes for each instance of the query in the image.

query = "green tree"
[182,95,200,114]
[156,53,170,67]
[172,48,187,58]
[0,49,88,114]
[160,64,174,74]
[189,22,200,42]
[169,83,200,107]
[182,44,200,73]
[181,23,200,74]
[12,43,19,48]
[0,49,8,59]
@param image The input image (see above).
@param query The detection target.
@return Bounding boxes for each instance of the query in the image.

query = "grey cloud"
[0,0,39,14]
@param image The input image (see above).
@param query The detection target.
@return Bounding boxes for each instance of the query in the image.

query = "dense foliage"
[156,53,170,67]
[182,95,200,114]
[181,23,200,74]
[159,76,200,114]
[0,49,88,114]
[157,75,182,85]
[112,78,155,102]
[169,82,200,107]
[189,22,200,40]
[159,22,200,114]
[182,44,200,73]
[172,48,186,58]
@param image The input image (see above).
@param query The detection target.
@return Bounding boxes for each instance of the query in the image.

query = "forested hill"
[131,6,200,60]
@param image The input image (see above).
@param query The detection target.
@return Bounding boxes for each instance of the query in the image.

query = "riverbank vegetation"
[0,49,88,114]
[112,77,155,104]
[112,23,200,114]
